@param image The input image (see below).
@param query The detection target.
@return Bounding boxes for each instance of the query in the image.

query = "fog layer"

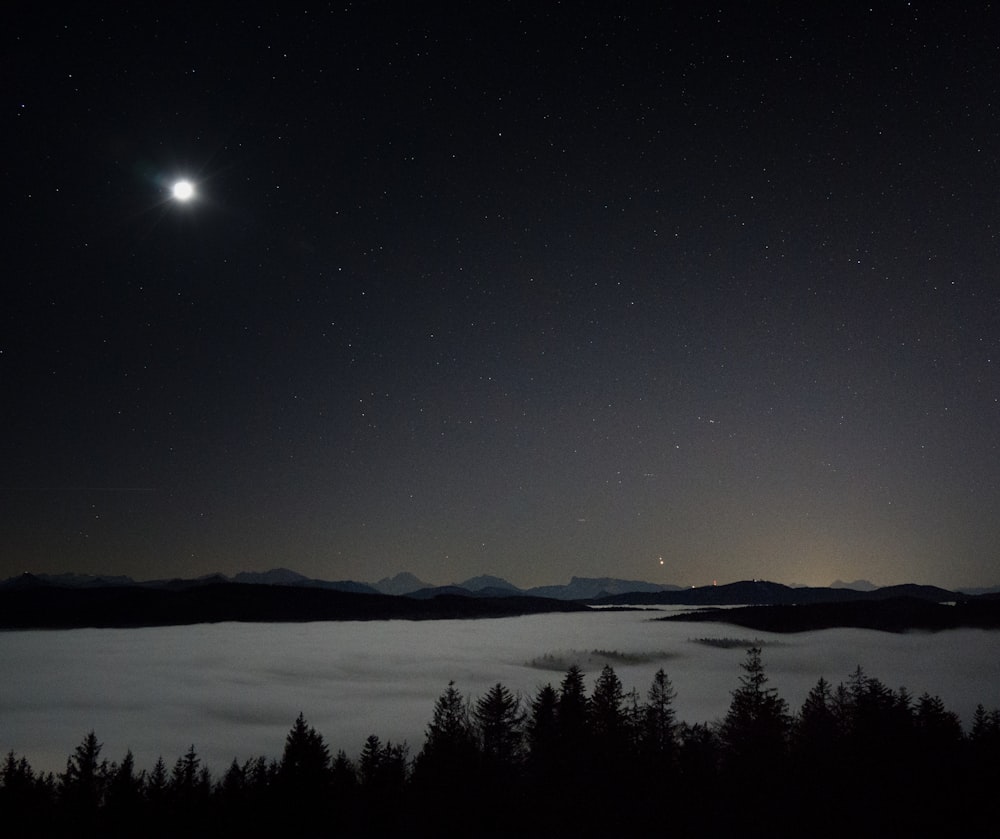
[3,610,997,774]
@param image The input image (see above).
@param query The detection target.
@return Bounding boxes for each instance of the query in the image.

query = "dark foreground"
[3,649,998,838]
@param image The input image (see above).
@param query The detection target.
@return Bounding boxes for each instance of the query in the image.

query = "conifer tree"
[557,665,589,750]
[145,756,168,808]
[60,731,108,817]
[914,693,963,748]
[358,734,385,788]
[719,647,789,772]
[642,668,678,764]
[589,664,629,765]
[417,681,477,773]
[105,749,144,819]
[279,712,330,791]
[2,750,35,797]
[170,744,210,812]
[796,676,838,754]
[473,682,525,769]
[331,749,358,791]
[526,683,560,772]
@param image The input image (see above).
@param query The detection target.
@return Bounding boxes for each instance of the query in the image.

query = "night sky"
[4,4,998,589]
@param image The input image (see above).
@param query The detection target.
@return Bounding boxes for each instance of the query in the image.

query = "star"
[171,180,195,202]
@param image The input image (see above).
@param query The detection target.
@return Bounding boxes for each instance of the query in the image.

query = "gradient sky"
[4,4,998,589]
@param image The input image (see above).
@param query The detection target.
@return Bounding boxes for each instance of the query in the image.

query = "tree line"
[3,648,998,837]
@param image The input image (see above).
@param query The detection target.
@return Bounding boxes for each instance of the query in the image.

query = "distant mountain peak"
[458,574,521,592]
[830,579,878,591]
[373,572,432,596]
[527,576,678,600]
[0,572,138,590]
[232,568,311,586]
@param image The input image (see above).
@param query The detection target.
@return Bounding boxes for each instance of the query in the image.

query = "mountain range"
[3,568,998,600]
[2,568,999,631]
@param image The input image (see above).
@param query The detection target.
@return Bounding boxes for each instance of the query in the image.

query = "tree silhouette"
[279,713,330,792]
[971,703,1000,743]
[104,749,144,829]
[358,734,384,788]
[415,681,477,778]
[795,677,838,756]
[525,682,560,776]
[675,721,720,828]
[557,665,589,754]
[357,733,411,834]
[331,748,357,792]
[169,743,211,817]
[589,665,626,737]
[358,734,408,797]
[968,703,1000,816]
[641,668,678,767]
[60,730,108,822]
[411,682,484,833]
[473,682,525,770]
[275,713,332,831]
[2,750,56,833]
[589,664,629,767]
[719,647,789,781]
[217,757,249,804]
[2,750,36,799]
[915,692,962,749]
[145,755,168,811]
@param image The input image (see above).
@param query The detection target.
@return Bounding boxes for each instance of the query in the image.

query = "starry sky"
[3,4,998,589]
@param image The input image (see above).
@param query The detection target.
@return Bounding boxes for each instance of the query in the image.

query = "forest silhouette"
[3,648,998,837]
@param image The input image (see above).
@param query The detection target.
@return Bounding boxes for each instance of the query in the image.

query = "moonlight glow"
[171,180,195,201]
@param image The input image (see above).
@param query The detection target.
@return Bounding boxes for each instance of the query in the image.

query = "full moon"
[171,180,195,201]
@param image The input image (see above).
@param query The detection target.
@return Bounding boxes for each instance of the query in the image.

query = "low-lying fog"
[3,608,998,775]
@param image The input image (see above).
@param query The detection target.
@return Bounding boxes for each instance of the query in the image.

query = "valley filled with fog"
[3,608,998,774]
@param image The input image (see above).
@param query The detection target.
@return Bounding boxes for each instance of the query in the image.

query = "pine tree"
[642,668,678,765]
[589,664,629,765]
[526,683,560,772]
[358,734,385,788]
[417,681,477,774]
[1,751,51,829]
[719,647,789,772]
[473,682,525,769]
[557,665,589,750]
[915,692,963,749]
[2,750,35,797]
[218,758,247,802]
[796,676,838,753]
[60,731,108,818]
[170,744,210,811]
[105,749,144,820]
[146,756,168,808]
[331,749,358,792]
[590,665,625,737]
[279,712,330,790]
[970,703,1000,746]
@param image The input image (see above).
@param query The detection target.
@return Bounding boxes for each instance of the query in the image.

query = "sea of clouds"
[3,608,998,774]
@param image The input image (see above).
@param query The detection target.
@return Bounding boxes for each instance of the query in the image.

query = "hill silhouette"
[3,571,997,630]
[0,582,588,629]
[658,596,1000,632]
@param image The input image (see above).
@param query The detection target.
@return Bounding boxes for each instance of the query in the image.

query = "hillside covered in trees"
[3,649,997,837]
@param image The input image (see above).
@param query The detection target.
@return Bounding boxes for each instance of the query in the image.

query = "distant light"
[172,180,195,201]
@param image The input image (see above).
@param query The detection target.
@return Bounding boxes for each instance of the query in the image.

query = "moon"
[171,180,195,202]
